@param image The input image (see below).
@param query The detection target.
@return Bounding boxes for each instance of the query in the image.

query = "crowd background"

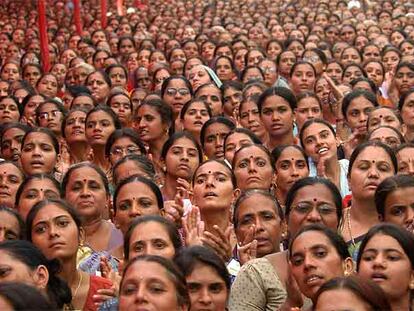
[0,0,413,310]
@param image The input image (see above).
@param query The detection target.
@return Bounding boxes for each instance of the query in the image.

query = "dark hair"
[179,98,212,120]
[357,223,414,270]
[285,177,343,224]
[350,77,377,94]
[224,128,262,149]
[175,245,231,289]
[112,154,156,184]
[86,104,122,130]
[62,162,109,197]
[114,175,163,214]
[120,255,189,308]
[200,116,235,147]
[161,131,203,163]
[258,87,297,113]
[123,215,181,260]
[289,224,351,260]
[289,60,316,78]
[398,88,414,111]
[0,241,72,308]
[15,173,61,207]
[342,63,367,81]
[341,89,378,120]
[348,141,398,176]
[0,122,30,145]
[161,75,193,98]
[21,93,46,111]
[26,199,82,241]
[296,91,322,109]
[299,118,336,148]
[375,174,414,219]
[220,80,243,98]
[137,98,173,131]
[0,282,60,310]
[240,65,264,83]
[105,63,128,80]
[271,144,309,169]
[35,99,67,125]
[22,127,60,155]
[105,128,146,158]
[314,276,391,311]
[233,189,284,228]
[0,206,25,239]
[106,90,133,111]
[276,50,296,67]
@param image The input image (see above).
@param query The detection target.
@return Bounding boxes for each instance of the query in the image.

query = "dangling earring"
[410,279,414,290]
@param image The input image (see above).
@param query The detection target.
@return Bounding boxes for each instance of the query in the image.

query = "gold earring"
[409,280,414,290]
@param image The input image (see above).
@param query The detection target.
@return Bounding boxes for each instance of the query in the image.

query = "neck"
[58,256,78,286]
[389,294,410,311]
[83,217,104,236]
[149,136,168,161]
[405,127,414,143]
[323,156,340,185]
[351,197,379,224]
[268,133,294,150]
[92,145,109,168]
[275,188,287,206]
[201,209,230,233]
[163,175,179,201]
[322,107,336,124]
[69,142,90,163]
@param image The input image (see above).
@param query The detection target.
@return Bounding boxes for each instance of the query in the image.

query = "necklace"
[72,271,83,301]
[346,207,356,246]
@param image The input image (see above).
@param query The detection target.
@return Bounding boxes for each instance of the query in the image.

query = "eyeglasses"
[292,202,336,216]
[303,56,320,63]
[260,67,277,73]
[110,146,141,157]
[38,110,61,120]
[166,88,190,96]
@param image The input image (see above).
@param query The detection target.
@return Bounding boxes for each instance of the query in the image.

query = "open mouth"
[317,147,329,155]
[204,192,218,198]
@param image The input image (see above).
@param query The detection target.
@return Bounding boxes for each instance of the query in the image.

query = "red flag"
[74,0,82,35]
[101,0,107,28]
[38,0,50,72]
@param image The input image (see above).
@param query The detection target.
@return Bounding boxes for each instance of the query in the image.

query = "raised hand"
[182,205,204,246]
[238,225,257,265]
[202,225,233,262]
[164,190,184,227]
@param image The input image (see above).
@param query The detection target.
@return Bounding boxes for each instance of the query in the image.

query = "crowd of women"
[0,0,413,309]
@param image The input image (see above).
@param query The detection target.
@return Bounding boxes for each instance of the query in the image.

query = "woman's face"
[288,183,338,235]
[275,147,309,194]
[23,65,41,87]
[315,288,374,311]
[394,67,414,95]
[341,48,362,66]
[182,101,210,137]
[349,146,395,200]
[290,230,347,300]
[383,187,414,232]
[302,122,337,163]
[358,233,413,301]
[153,69,170,92]
[128,221,175,260]
[267,42,282,60]
[31,204,79,260]
[196,85,222,117]
[188,65,211,91]
[397,147,414,176]
[108,67,127,88]
[64,110,87,144]
[222,87,242,118]
[345,96,375,135]
[187,262,228,311]
[203,123,231,160]
[1,127,25,164]
[369,127,402,149]
[38,103,63,135]
[163,79,191,116]
[37,75,58,98]
[1,63,19,82]
[109,94,132,126]
[382,51,400,73]
[108,137,142,166]
[193,161,234,211]
[215,58,234,81]
[21,132,57,175]
[233,145,274,191]
[18,178,60,221]
[239,100,266,138]
[242,67,263,84]
[325,63,343,85]
[136,105,167,143]
[342,66,364,85]
[401,93,414,129]
[0,211,20,242]
[224,132,253,165]
[165,137,200,180]
[86,72,110,103]
[295,97,322,130]
[401,42,414,56]
[119,260,182,311]
[115,181,161,235]
[65,166,108,220]
[260,95,294,139]
[278,52,296,78]
[235,193,282,257]
[86,110,116,147]
[288,41,304,58]
[0,163,23,208]
[290,64,316,95]
[365,62,384,87]
[0,98,20,124]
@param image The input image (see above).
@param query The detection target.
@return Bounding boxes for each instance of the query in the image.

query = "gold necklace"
[346,207,356,246]
[72,271,83,301]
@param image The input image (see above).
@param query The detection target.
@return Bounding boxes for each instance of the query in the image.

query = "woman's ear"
[342,257,355,276]
[32,265,49,290]
[233,188,241,201]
